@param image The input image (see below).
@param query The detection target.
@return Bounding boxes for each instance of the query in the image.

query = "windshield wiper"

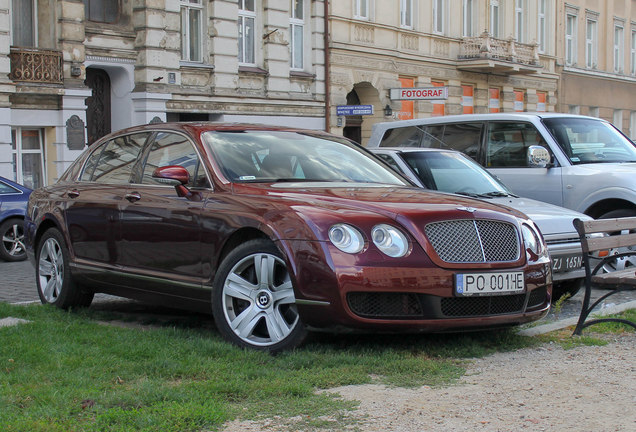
[454,191,482,198]
[480,191,512,197]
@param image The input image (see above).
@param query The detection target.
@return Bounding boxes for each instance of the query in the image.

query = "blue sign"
[336,105,374,116]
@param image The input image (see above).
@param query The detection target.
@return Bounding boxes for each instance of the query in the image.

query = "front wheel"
[212,239,307,352]
[36,228,93,309]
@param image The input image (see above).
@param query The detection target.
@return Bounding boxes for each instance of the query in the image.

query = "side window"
[91,133,149,184]
[379,126,423,147]
[440,123,483,159]
[142,132,210,188]
[79,145,105,182]
[0,181,19,194]
[376,153,404,173]
[486,122,548,167]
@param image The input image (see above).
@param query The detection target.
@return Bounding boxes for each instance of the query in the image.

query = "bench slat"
[591,268,636,285]
[583,232,636,252]
[574,216,636,234]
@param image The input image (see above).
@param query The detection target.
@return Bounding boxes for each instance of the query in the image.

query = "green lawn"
[1,303,632,432]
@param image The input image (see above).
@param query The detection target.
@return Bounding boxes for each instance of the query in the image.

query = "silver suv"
[367,113,636,218]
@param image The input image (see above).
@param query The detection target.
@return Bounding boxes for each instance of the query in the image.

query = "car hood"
[234,182,527,222]
[487,196,590,236]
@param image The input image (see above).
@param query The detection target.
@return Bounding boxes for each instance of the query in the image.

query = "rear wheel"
[36,228,93,308]
[0,218,27,261]
[212,239,306,352]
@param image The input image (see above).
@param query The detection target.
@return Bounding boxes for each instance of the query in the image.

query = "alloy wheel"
[38,237,65,303]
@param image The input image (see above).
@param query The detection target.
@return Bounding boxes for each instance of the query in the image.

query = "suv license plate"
[456,272,525,296]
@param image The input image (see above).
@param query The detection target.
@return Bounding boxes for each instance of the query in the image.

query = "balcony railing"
[9,47,63,84]
[459,32,540,66]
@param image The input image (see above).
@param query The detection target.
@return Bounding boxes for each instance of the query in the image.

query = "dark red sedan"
[25,123,552,351]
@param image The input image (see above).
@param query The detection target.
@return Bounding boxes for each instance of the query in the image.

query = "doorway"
[85,68,112,145]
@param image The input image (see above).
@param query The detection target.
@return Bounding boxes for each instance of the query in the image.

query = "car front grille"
[425,219,520,263]
[346,289,548,320]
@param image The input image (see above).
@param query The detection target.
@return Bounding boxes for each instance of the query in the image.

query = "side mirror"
[152,165,200,201]
[152,165,190,186]
[527,146,551,168]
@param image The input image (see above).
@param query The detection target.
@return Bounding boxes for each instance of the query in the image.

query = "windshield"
[400,151,511,197]
[543,117,636,164]
[203,130,409,185]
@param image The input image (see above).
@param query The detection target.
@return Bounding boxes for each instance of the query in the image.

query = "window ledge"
[180,61,215,70]
[290,70,315,79]
[239,65,269,76]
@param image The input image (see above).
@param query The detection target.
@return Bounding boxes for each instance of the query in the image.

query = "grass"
[0,303,633,432]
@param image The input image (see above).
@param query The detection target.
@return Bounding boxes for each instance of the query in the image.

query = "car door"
[484,121,564,206]
[63,132,149,268]
[118,131,211,300]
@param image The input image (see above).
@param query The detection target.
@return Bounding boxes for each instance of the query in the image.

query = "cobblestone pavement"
[1,259,635,325]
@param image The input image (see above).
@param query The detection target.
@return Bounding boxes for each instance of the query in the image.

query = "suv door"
[484,122,564,206]
[119,131,211,300]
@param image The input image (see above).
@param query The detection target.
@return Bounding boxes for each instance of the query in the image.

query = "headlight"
[329,224,365,254]
[521,224,544,257]
[371,224,409,257]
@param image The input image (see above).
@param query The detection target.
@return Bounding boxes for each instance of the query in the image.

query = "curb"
[518,300,636,336]
[0,317,31,328]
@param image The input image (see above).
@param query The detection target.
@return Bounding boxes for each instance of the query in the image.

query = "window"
[565,13,577,66]
[537,0,546,52]
[11,128,45,189]
[515,0,525,42]
[83,0,119,23]
[536,92,547,112]
[181,0,203,62]
[239,0,256,65]
[585,17,597,68]
[514,90,524,112]
[489,88,501,113]
[354,0,369,20]
[433,0,445,34]
[462,85,474,114]
[90,134,149,184]
[490,0,500,38]
[614,110,624,131]
[400,0,413,29]
[463,0,474,37]
[486,123,548,168]
[631,30,636,75]
[143,133,209,188]
[431,81,446,116]
[290,0,304,70]
[615,23,625,73]
[12,0,36,46]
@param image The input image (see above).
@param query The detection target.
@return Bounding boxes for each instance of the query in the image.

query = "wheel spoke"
[225,273,256,301]
[272,283,295,305]
[231,305,263,338]
[264,309,290,342]
[39,259,54,277]
[43,278,56,301]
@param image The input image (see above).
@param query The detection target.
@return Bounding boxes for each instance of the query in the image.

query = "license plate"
[455,272,525,296]
[551,254,583,273]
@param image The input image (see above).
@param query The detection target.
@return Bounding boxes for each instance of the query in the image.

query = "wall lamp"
[384,104,393,117]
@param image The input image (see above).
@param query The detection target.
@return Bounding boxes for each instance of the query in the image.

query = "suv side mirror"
[527,146,551,168]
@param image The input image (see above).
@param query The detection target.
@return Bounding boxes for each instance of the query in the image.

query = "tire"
[598,209,636,273]
[552,279,582,301]
[0,218,27,261]
[599,209,636,219]
[212,239,307,352]
[36,228,93,309]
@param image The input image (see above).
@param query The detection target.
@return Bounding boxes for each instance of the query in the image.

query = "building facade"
[555,0,636,139]
[327,0,560,144]
[1,0,326,186]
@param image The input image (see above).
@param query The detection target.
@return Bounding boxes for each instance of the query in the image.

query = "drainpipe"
[324,0,330,132]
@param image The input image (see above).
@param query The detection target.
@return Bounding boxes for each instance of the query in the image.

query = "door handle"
[125,192,141,203]
[67,189,80,199]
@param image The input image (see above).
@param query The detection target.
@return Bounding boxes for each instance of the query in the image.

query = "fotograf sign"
[336,105,374,116]
[390,87,449,100]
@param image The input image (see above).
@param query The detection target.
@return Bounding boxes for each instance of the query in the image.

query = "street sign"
[390,87,449,100]
[336,105,374,116]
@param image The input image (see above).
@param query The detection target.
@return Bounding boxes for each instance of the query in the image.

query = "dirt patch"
[222,333,635,431]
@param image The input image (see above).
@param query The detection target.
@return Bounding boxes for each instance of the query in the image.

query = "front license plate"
[552,254,583,273]
[455,272,525,296]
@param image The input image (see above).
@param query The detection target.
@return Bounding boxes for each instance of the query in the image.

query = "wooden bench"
[572,217,636,335]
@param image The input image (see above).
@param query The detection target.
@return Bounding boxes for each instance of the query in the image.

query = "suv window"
[142,132,210,188]
[379,123,482,159]
[485,122,549,168]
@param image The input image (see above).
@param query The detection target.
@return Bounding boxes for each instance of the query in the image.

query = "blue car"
[0,176,32,261]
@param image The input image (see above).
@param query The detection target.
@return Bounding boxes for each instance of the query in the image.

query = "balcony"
[458,32,542,74]
[9,47,63,84]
